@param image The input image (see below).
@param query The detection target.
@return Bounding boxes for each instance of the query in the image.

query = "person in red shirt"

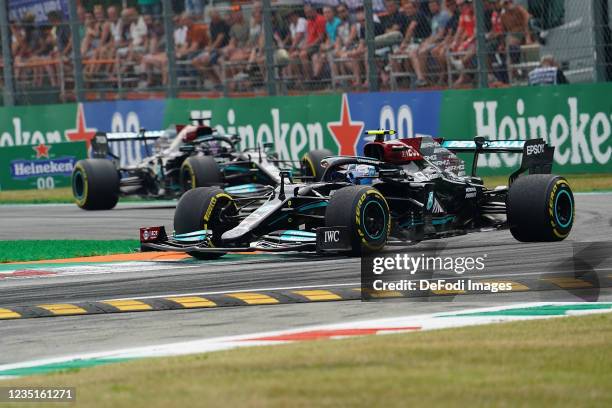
[448,0,476,86]
[299,4,326,80]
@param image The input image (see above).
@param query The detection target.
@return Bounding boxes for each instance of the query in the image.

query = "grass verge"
[0,174,610,204]
[482,173,612,192]
[0,240,139,263]
[0,187,74,204]
[3,313,611,407]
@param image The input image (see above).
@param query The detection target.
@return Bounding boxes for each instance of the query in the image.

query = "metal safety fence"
[0,0,610,106]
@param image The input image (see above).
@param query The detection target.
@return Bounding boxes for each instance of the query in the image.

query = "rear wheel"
[173,187,238,260]
[325,185,390,255]
[301,148,333,181]
[507,174,574,242]
[72,159,119,210]
[180,156,223,191]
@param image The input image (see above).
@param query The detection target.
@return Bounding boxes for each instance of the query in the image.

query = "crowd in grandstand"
[5,0,566,94]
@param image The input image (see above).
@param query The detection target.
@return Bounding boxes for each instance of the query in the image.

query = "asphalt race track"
[0,193,611,365]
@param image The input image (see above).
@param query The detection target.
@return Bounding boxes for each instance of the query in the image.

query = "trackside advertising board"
[0,83,609,189]
[0,142,86,191]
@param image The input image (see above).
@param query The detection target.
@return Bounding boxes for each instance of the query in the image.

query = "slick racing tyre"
[301,148,333,181]
[174,187,238,260]
[507,174,574,242]
[72,159,120,210]
[180,156,223,191]
[325,185,390,255]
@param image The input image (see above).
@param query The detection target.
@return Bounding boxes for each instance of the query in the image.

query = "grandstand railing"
[0,0,610,106]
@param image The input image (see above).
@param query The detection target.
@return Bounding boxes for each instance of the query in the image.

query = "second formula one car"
[71,118,331,210]
[140,131,574,258]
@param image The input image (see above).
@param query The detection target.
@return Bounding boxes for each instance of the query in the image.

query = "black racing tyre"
[180,156,223,191]
[325,185,390,255]
[173,187,238,260]
[72,159,120,210]
[301,148,333,181]
[507,174,574,242]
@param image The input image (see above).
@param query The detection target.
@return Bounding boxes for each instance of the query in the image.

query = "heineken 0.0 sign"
[0,141,87,191]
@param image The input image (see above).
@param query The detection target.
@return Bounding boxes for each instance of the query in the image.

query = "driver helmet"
[346,164,377,185]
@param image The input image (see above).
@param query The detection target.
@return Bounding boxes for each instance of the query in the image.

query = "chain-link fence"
[1,0,610,106]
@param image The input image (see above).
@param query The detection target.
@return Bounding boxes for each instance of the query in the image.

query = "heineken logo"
[10,157,76,180]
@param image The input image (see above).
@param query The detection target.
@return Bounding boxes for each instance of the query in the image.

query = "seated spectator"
[312,6,341,80]
[36,24,58,86]
[81,12,103,78]
[284,9,307,79]
[409,0,448,86]
[389,0,430,86]
[484,0,506,83]
[382,0,408,35]
[47,11,72,58]
[192,8,230,87]
[501,0,533,70]
[431,0,459,78]
[142,13,206,86]
[528,55,568,85]
[333,3,362,85]
[299,4,326,80]
[448,0,476,87]
[226,6,262,83]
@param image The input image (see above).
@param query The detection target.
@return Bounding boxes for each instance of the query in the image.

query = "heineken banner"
[0,142,87,191]
[0,83,609,190]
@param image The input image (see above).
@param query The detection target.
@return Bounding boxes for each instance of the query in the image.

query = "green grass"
[0,187,75,204]
[0,240,139,263]
[3,313,610,407]
[0,174,610,204]
[482,173,612,192]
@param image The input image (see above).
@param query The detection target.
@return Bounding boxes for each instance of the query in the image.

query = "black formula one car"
[71,118,331,210]
[140,130,574,259]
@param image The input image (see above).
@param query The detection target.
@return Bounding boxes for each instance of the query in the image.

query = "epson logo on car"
[526,144,545,156]
[324,230,341,243]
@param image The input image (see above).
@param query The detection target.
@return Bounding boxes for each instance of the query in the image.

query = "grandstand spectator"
[221,7,250,86]
[431,0,459,80]
[500,0,533,69]
[81,12,104,78]
[333,3,362,86]
[192,8,230,87]
[389,0,430,86]
[528,55,568,86]
[382,0,408,35]
[47,11,72,58]
[448,0,476,87]
[409,0,448,86]
[299,4,326,80]
[284,9,307,80]
[312,6,341,80]
[28,23,58,87]
[484,0,506,83]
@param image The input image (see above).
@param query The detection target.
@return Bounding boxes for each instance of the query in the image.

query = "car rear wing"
[91,130,164,159]
[442,137,555,184]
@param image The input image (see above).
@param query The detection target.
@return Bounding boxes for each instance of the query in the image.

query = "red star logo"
[33,143,51,159]
[327,94,364,156]
[65,103,97,149]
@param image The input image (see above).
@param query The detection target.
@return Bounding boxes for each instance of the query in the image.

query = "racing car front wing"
[140,226,354,254]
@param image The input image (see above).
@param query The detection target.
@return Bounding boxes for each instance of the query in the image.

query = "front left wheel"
[173,187,238,260]
[325,185,390,255]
